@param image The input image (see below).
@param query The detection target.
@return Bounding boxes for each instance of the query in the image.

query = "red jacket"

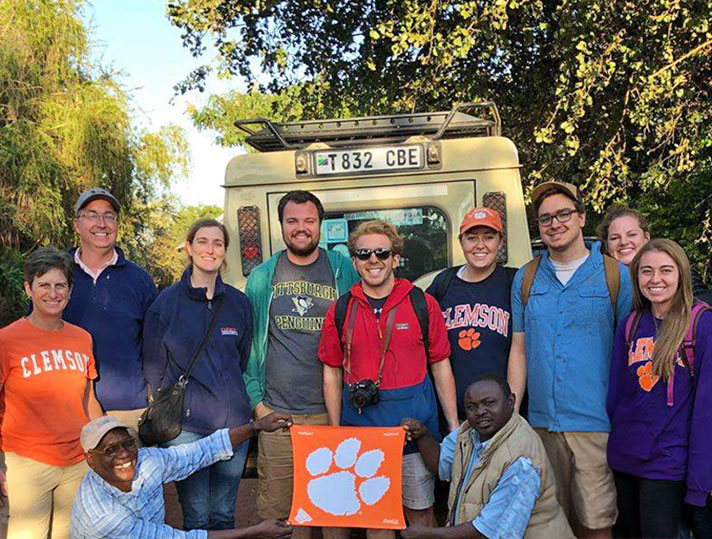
[319,278,450,390]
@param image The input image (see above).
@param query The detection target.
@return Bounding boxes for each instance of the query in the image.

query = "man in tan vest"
[401,376,573,539]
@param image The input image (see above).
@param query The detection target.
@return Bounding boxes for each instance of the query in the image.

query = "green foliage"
[0,0,191,324]
[169,0,712,279]
[187,87,307,148]
[0,247,26,327]
[147,203,223,288]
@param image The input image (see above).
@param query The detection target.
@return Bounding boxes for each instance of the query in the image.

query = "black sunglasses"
[354,248,393,261]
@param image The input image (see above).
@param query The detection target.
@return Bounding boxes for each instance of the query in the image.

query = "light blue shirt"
[439,430,542,539]
[511,242,632,432]
[70,429,233,539]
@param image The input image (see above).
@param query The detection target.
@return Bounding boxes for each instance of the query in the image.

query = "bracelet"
[249,419,257,437]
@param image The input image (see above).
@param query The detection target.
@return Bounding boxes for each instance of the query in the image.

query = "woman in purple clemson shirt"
[607,238,712,538]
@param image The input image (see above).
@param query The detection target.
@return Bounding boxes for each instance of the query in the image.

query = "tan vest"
[447,414,574,539]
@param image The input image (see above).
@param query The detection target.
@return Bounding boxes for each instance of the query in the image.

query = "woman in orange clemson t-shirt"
[0,247,103,539]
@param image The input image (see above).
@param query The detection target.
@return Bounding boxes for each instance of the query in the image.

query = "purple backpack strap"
[681,302,710,375]
[668,302,710,407]
[624,310,642,356]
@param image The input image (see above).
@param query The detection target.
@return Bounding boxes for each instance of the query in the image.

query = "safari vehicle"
[222,101,531,291]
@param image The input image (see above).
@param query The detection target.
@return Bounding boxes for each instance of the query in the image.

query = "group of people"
[0,182,710,539]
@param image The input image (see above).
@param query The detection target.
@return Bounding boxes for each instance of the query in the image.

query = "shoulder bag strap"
[375,308,398,387]
[343,298,359,379]
[177,296,226,387]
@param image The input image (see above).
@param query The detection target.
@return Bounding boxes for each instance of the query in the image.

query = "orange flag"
[288,425,406,530]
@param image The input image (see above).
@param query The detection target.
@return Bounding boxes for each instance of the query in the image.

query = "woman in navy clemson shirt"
[143,218,253,532]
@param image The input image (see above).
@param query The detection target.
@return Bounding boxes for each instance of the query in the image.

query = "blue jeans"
[163,430,249,531]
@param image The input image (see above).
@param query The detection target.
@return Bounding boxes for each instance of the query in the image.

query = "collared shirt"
[70,429,233,539]
[439,430,541,539]
[74,248,118,283]
[511,242,632,432]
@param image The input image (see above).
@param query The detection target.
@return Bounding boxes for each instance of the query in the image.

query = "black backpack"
[334,287,430,353]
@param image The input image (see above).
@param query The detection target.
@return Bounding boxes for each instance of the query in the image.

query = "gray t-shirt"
[264,249,337,413]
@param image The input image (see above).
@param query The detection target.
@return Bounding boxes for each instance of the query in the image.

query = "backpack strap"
[505,266,519,290]
[334,291,353,353]
[602,254,621,321]
[336,288,431,355]
[520,256,542,308]
[430,267,459,304]
[624,310,643,351]
[666,303,709,407]
[680,302,711,376]
[409,286,430,355]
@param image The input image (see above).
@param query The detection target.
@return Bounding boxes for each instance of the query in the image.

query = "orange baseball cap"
[459,207,503,236]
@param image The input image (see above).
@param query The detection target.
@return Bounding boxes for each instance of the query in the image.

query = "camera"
[349,379,379,413]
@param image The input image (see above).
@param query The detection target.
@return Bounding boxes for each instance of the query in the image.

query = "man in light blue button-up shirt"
[70,414,294,539]
[507,182,632,538]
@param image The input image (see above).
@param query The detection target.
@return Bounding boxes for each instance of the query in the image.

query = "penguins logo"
[292,295,314,316]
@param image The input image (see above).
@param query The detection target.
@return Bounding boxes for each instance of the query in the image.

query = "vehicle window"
[320,207,449,282]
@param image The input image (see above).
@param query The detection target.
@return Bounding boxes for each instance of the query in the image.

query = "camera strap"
[343,300,397,387]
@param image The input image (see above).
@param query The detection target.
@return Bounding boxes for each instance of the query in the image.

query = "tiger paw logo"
[458,328,481,350]
[636,361,660,392]
[299,438,390,518]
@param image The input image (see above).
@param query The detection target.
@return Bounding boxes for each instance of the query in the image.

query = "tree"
[169,0,712,277]
[0,0,189,326]
[148,203,223,288]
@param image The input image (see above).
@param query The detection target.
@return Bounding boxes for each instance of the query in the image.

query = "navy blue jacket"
[63,247,157,410]
[143,268,253,434]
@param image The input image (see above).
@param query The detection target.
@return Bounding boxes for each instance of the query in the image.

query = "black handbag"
[138,296,225,446]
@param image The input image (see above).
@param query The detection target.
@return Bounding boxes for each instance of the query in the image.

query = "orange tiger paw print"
[458,328,481,351]
[636,361,660,392]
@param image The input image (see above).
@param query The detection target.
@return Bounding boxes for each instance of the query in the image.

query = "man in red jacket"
[319,219,458,538]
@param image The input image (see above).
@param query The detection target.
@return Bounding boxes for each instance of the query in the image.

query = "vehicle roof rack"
[234,101,501,152]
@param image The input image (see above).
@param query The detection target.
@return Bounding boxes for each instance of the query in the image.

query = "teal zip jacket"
[243,248,359,409]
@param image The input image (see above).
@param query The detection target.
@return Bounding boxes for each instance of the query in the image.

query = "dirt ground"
[163,478,450,533]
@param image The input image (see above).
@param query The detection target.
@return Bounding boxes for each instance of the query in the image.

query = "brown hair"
[597,204,650,247]
[347,220,404,256]
[533,187,585,214]
[629,238,693,380]
[185,218,229,268]
[24,246,73,286]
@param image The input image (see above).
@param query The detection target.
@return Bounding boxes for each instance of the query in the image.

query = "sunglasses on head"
[353,248,393,261]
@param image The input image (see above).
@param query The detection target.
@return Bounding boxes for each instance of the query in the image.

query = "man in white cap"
[70,414,294,539]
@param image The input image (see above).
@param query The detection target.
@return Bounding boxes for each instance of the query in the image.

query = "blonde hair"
[347,220,404,255]
[629,239,693,380]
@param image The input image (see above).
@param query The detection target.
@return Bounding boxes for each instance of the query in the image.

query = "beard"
[285,235,319,257]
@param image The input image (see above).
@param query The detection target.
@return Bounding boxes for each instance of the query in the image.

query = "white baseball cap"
[80,415,129,452]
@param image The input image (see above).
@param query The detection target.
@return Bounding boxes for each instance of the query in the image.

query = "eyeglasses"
[79,211,118,224]
[354,248,393,261]
[92,437,137,458]
[536,208,578,227]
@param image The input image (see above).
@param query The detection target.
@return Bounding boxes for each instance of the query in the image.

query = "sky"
[82,0,243,209]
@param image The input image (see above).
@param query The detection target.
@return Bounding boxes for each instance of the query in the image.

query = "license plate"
[313,145,423,175]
